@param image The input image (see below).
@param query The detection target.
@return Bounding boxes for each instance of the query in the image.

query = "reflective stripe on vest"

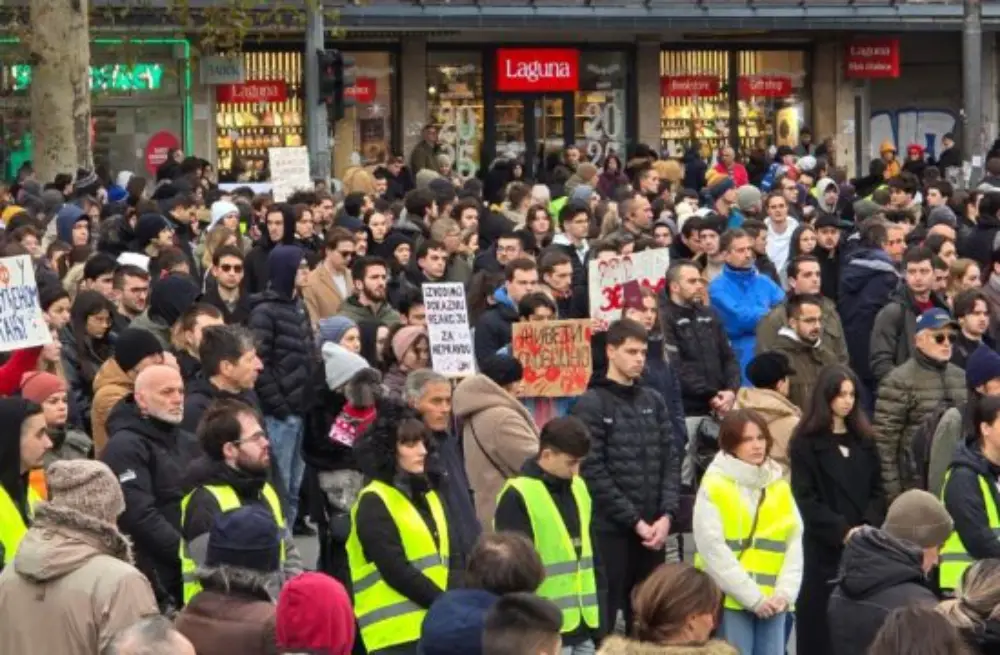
[178,483,286,604]
[346,480,450,653]
[940,470,1000,590]
[694,473,795,610]
[496,476,599,633]
[0,486,41,568]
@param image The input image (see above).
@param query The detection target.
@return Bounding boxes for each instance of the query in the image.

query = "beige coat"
[91,357,134,455]
[452,374,540,529]
[598,635,738,655]
[302,264,352,327]
[733,386,802,469]
[0,503,158,655]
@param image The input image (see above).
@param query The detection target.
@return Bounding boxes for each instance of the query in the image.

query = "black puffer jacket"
[100,398,201,609]
[182,376,260,434]
[828,527,939,655]
[571,376,680,533]
[248,291,314,417]
[943,434,1000,562]
[658,296,741,416]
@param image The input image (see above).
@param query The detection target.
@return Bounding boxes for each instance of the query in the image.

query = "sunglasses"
[933,333,957,344]
[219,263,243,273]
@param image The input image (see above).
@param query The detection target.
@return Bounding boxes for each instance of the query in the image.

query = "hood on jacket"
[92,357,134,397]
[951,431,1000,480]
[452,374,527,419]
[880,140,897,156]
[195,563,280,601]
[734,387,801,424]
[13,502,132,583]
[835,526,928,600]
[703,451,784,490]
[0,398,37,510]
[839,247,900,296]
[598,635,738,655]
[492,285,516,311]
[419,589,498,655]
[55,204,87,243]
[776,325,822,350]
[148,273,201,326]
[258,203,297,249]
[267,245,306,298]
[814,177,839,212]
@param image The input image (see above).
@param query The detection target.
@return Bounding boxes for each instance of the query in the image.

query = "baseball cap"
[915,308,958,333]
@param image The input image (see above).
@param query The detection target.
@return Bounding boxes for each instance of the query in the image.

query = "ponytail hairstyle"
[938,559,1000,630]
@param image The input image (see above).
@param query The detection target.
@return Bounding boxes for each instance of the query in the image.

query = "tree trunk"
[29,0,91,183]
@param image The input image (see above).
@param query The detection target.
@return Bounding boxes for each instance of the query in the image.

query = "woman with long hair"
[789,363,886,655]
[788,224,818,262]
[198,225,238,279]
[59,290,115,432]
[939,558,1000,654]
[949,259,983,309]
[525,203,555,249]
[693,409,802,654]
[598,563,737,655]
[869,606,972,655]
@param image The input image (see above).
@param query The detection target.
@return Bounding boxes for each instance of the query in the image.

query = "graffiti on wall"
[870,108,957,161]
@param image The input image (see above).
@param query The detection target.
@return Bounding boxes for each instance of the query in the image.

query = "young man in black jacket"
[571,318,680,635]
[182,324,262,433]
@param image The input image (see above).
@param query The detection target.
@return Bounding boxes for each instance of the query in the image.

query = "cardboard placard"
[422,282,475,377]
[0,255,52,352]
[588,250,670,329]
[512,320,592,397]
[268,146,311,202]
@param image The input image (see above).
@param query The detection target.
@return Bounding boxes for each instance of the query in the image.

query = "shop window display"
[577,51,627,167]
[332,52,395,178]
[427,51,483,181]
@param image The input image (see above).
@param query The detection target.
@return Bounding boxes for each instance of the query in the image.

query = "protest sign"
[422,282,475,377]
[512,319,592,397]
[268,146,311,202]
[0,255,52,352]
[588,249,670,329]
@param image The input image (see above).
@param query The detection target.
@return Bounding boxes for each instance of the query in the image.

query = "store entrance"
[493,92,574,181]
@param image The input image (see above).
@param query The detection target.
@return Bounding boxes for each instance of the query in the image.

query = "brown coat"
[733,386,801,469]
[769,328,842,412]
[302,264,352,327]
[174,566,278,655]
[452,374,540,529]
[91,358,134,455]
[598,635,738,655]
[0,503,158,655]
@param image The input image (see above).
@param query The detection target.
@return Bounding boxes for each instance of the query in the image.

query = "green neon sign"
[9,63,164,92]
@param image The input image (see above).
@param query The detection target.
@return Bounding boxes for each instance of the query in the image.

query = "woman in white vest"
[693,408,803,655]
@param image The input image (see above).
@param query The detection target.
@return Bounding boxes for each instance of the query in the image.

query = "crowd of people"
[0,127,999,655]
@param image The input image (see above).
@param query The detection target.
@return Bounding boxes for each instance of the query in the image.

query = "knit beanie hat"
[928,204,958,229]
[391,326,427,363]
[135,213,172,249]
[708,176,736,202]
[418,589,499,655]
[19,371,67,404]
[479,355,524,388]
[209,200,239,231]
[149,274,200,326]
[882,489,954,549]
[276,572,356,655]
[735,185,763,213]
[966,345,1000,389]
[577,162,599,183]
[74,168,100,195]
[47,460,125,524]
[205,505,281,573]
[318,315,358,348]
[323,342,371,391]
[41,189,65,218]
[114,327,165,372]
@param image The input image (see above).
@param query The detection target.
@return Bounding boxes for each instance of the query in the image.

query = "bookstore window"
[333,51,395,178]
[577,51,628,167]
[427,51,483,181]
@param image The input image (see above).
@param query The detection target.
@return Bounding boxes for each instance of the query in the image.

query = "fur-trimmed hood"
[12,502,132,583]
[195,564,281,602]
[598,636,739,655]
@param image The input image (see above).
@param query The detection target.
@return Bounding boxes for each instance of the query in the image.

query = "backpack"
[909,402,953,491]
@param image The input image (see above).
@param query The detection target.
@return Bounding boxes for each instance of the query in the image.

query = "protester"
[171,303,225,379]
[61,289,116,429]
[769,294,841,410]
[0,398,51,569]
[182,325,263,432]
[868,606,971,655]
[733,353,801,469]
[275,571,356,655]
[481,593,563,655]
[938,558,1000,653]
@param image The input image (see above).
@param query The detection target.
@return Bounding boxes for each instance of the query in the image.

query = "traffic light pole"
[305,3,331,181]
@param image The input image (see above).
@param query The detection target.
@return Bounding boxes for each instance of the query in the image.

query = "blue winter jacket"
[837,246,901,386]
[708,265,784,384]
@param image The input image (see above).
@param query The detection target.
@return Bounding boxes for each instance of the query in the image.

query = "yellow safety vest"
[496,476,599,633]
[694,473,796,610]
[939,469,1000,591]
[346,480,449,653]
[178,483,286,604]
[0,485,41,568]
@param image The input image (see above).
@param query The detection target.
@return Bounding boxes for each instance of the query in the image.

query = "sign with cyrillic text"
[512,320,592,397]
[588,250,670,330]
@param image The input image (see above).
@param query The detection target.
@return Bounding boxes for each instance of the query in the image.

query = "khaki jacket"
[302,264,352,327]
[770,328,842,412]
[91,358,134,455]
[755,295,849,364]
[733,386,801,469]
[598,636,738,655]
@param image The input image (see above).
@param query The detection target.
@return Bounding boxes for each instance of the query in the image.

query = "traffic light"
[317,49,356,122]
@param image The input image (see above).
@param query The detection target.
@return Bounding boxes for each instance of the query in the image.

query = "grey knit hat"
[47,460,125,524]
[882,489,954,549]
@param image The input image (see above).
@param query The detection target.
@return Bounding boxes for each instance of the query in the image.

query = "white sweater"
[693,451,804,611]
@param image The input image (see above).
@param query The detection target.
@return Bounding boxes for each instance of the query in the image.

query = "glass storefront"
[332,51,395,178]
[427,51,484,181]
[577,51,628,167]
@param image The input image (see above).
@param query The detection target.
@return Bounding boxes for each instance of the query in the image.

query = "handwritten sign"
[588,250,670,329]
[268,146,311,202]
[422,282,475,377]
[512,320,592,397]
[0,255,51,352]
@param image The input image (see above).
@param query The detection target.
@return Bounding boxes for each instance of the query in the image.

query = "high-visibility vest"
[178,483,286,604]
[0,485,41,568]
[939,469,1000,591]
[694,473,796,610]
[496,476,600,633]
[346,480,449,653]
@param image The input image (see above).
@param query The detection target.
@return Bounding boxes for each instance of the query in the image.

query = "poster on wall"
[144,130,180,176]
[512,320,592,397]
[422,282,475,377]
[268,146,311,202]
[588,250,671,329]
[0,255,51,352]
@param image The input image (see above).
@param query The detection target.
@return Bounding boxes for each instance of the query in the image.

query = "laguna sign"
[496,48,579,92]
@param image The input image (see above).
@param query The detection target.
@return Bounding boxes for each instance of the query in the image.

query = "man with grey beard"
[102,364,202,613]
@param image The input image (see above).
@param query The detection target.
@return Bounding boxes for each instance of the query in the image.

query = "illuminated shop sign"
[9,63,164,92]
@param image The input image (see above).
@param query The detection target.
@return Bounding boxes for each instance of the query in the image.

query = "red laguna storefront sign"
[845,39,901,79]
[496,48,580,92]
[738,75,792,98]
[346,77,377,104]
[660,75,721,97]
[216,80,287,103]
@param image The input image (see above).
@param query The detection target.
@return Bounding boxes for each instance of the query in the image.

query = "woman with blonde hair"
[939,558,1000,653]
[343,166,378,196]
[948,258,983,308]
[598,563,736,655]
[198,225,238,276]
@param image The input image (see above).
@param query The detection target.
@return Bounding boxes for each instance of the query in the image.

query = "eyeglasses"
[219,264,243,273]
[232,431,267,446]
[933,333,957,344]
